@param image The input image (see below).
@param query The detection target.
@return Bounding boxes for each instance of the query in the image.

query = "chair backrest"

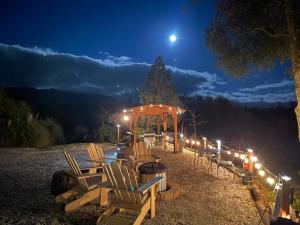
[87,143,105,166]
[104,161,143,205]
[133,141,151,156]
[63,151,89,192]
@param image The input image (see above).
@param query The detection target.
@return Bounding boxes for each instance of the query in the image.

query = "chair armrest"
[78,173,103,179]
[137,176,163,194]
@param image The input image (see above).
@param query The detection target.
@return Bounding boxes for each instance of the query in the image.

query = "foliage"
[205,0,299,76]
[139,56,182,107]
[98,124,117,143]
[0,90,64,147]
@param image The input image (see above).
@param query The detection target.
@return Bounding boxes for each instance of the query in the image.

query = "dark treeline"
[1,87,299,180]
[2,87,131,144]
[183,96,300,180]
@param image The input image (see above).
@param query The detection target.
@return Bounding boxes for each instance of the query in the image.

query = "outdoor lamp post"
[116,124,120,143]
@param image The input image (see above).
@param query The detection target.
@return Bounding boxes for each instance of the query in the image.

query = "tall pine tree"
[139,56,182,107]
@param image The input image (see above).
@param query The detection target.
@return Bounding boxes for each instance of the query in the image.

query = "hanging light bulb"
[186,139,190,144]
[240,154,246,160]
[227,151,231,155]
[258,170,265,177]
[234,152,240,157]
[266,177,275,185]
[191,140,195,145]
[250,156,258,162]
[254,163,261,169]
[196,141,200,145]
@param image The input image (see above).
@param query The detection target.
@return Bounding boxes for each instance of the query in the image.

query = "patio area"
[0,144,259,225]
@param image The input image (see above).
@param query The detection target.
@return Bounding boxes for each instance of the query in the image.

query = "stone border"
[157,181,182,201]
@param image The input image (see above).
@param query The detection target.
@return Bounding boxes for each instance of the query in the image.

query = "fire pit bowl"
[138,162,167,192]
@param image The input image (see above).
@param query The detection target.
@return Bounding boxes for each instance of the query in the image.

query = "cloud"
[239,80,294,92]
[0,43,295,103]
[0,43,215,95]
[192,89,296,103]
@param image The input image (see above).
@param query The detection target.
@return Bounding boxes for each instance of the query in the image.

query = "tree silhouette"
[139,56,182,107]
[206,0,300,140]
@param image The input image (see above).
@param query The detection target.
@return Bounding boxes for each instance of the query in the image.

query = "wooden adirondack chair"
[55,151,109,212]
[131,141,160,170]
[97,161,162,225]
[87,143,126,172]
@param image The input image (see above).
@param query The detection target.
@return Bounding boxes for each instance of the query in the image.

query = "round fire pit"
[138,162,167,192]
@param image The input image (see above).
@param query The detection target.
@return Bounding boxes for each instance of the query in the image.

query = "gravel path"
[0,144,260,225]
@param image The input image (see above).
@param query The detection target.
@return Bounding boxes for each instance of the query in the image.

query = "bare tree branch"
[252,27,288,38]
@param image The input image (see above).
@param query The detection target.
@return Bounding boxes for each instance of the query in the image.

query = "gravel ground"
[0,144,260,225]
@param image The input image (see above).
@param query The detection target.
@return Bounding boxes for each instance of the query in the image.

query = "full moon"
[169,34,177,43]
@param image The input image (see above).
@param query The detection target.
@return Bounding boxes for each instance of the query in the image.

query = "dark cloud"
[0,43,213,95]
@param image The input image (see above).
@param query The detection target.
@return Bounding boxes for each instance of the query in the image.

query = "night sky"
[0,0,296,103]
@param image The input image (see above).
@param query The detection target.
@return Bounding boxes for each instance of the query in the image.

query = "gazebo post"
[133,113,138,147]
[163,113,167,149]
[173,113,178,153]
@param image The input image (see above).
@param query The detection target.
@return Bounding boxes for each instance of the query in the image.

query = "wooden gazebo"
[123,104,186,153]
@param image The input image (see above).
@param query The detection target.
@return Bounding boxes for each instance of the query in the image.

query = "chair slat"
[110,161,131,203]
[121,166,137,204]
[129,168,142,204]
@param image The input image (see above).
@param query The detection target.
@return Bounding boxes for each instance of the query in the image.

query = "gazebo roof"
[123,104,186,115]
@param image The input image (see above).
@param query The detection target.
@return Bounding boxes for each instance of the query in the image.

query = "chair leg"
[55,185,81,203]
[96,207,116,225]
[65,188,100,212]
[150,185,157,218]
[133,199,150,225]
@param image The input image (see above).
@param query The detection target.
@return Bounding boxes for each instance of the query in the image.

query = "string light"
[123,115,129,121]
[247,148,253,153]
[258,170,265,177]
[244,158,249,163]
[234,152,240,157]
[266,177,275,185]
[281,175,291,181]
[250,156,258,162]
[227,150,231,155]
[196,141,200,145]
[254,163,261,169]
[240,154,246,160]
[123,109,127,113]
[180,133,184,138]
[216,140,221,150]
[191,140,195,145]
[186,139,190,144]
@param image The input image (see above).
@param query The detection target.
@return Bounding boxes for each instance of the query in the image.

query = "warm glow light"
[202,137,207,141]
[266,177,275,185]
[191,140,195,145]
[254,163,261,169]
[250,156,258,162]
[186,139,190,144]
[166,136,170,140]
[258,170,265,177]
[168,107,172,110]
[169,34,177,42]
[247,148,253,153]
[180,133,184,138]
[281,175,291,181]
[123,115,129,121]
[159,104,162,107]
[227,150,231,155]
[116,124,120,128]
[244,158,249,164]
[234,152,240,157]
[196,141,200,145]
[216,140,221,150]
[240,154,246,160]
[123,109,127,113]
[140,106,143,110]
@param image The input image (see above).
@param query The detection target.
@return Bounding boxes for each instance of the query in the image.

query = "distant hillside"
[2,86,131,142]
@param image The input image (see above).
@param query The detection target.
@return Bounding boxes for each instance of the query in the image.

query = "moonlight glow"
[169,34,177,43]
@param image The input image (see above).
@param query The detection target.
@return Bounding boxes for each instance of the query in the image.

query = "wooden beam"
[163,113,167,149]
